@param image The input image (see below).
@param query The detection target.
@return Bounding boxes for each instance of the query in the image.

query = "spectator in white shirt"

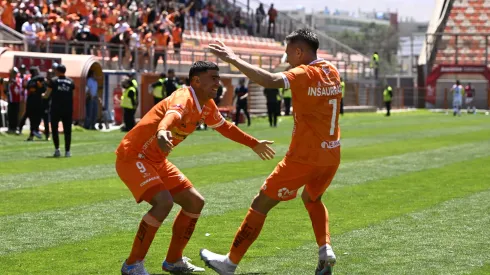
[22,16,37,52]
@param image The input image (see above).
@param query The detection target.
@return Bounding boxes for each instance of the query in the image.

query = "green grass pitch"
[1,110,489,274]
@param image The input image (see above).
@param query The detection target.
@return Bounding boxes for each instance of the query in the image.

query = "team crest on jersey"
[321,65,330,75]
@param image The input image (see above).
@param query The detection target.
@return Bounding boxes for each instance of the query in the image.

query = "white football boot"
[315,244,336,275]
[121,260,149,275]
[162,256,205,273]
[200,249,237,275]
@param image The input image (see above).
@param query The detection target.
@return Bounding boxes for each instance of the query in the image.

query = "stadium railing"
[0,38,371,79]
[0,39,282,72]
[350,84,426,109]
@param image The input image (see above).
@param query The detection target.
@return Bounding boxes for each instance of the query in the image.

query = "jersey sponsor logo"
[321,140,341,149]
[277,187,296,199]
[307,85,341,97]
[140,176,160,187]
[141,136,155,154]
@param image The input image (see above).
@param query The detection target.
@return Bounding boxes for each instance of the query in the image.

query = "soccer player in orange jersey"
[116,61,275,275]
[200,28,341,275]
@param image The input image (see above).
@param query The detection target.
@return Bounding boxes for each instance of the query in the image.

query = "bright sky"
[269,0,436,22]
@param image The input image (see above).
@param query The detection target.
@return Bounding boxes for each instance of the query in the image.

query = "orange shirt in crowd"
[1,1,15,29]
[172,27,182,44]
[153,32,169,50]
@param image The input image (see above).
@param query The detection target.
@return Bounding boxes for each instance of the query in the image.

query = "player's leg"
[159,160,205,273]
[50,112,61,157]
[234,104,241,125]
[303,164,340,275]
[116,157,174,275]
[200,190,279,275]
[267,102,273,126]
[62,112,72,156]
[201,159,312,274]
[43,110,50,140]
[242,103,251,126]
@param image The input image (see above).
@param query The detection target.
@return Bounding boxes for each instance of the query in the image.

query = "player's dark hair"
[285,28,319,52]
[189,61,219,80]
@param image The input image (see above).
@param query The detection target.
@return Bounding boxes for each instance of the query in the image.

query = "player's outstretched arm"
[215,121,275,160]
[208,40,285,89]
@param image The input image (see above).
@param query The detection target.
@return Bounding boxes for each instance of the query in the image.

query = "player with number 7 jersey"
[200,28,340,275]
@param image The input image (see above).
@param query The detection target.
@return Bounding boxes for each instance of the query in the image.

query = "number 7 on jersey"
[328,99,337,135]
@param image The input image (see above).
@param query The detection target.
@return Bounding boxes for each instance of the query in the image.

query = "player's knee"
[190,195,205,212]
[251,191,278,215]
[151,191,174,212]
[301,190,322,204]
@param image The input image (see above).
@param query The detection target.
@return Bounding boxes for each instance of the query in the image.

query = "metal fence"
[344,84,426,109]
[0,38,373,80]
[0,39,284,73]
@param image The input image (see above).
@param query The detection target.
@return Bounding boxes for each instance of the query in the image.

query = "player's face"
[196,70,221,99]
[285,42,302,67]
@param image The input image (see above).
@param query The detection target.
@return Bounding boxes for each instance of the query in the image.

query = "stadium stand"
[426,0,490,65]
[0,0,367,75]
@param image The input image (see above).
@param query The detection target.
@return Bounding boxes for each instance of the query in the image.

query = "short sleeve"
[279,66,310,90]
[165,94,191,119]
[204,100,225,128]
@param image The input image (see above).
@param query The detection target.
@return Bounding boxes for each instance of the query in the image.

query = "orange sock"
[127,213,162,265]
[228,208,266,264]
[165,210,200,263]
[305,201,331,247]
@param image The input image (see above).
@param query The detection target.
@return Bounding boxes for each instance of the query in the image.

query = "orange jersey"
[280,59,341,166]
[116,87,226,163]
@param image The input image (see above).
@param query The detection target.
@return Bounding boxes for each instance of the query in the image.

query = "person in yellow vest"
[371,52,379,80]
[340,77,345,116]
[281,86,292,115]
[121,78,138,132]
[383,84,393,117]
[150,73,167,105]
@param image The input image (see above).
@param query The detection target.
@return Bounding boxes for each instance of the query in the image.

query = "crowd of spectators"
[0,1,279,70]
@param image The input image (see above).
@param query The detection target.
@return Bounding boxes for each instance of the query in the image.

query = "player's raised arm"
[214,121,275,160]
[208,40,285,89]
